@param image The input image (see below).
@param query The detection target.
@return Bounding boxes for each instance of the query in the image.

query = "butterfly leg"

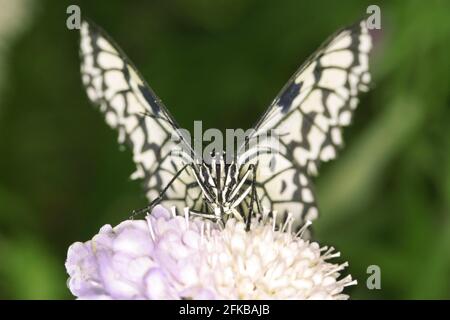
[129,164,192,219]
[252,167,263,214]
[246,164,262,231]
[189,210,221,222]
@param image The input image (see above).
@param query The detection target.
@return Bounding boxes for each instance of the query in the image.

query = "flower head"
[66,205,355,299]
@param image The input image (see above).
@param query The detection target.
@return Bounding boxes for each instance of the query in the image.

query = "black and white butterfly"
[79,19,372,231]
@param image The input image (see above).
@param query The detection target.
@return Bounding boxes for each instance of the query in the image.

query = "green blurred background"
[0,0,449,299]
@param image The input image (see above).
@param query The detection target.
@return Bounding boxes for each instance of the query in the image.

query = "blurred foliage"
[0,0,449,299]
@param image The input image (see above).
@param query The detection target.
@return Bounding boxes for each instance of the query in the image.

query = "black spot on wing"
[280,179,287,194]
[278,81,302,113]
[269,156,276,172]
[138,84,160,113]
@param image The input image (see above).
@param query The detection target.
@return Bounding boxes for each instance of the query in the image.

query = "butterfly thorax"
[191,155,253,221]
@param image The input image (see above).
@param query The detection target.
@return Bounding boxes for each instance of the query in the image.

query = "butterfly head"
[194,153,251,221]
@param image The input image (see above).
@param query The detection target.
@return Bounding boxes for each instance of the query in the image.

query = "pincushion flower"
[65,205,356,299]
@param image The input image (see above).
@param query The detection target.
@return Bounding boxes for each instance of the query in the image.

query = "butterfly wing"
[79,20,204,212]
[239,20,372,230]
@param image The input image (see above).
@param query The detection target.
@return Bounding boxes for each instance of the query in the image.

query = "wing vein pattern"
[238,21,372,229]
[79,21,203,213]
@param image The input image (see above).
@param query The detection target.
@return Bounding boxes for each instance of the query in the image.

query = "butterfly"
[79,19,372,231]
